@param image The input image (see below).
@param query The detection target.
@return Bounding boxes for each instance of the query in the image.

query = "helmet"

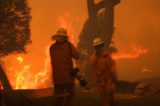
[55,28,68,36]
[93,38,104,47]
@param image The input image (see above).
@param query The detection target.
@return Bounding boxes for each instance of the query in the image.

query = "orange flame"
[17,56,24,64]
[58,12,86,46]
[58,12,76,45]
[1,45,52,89]
[14,54,50,89]
[0,12,86,90]
[112,47,149,59]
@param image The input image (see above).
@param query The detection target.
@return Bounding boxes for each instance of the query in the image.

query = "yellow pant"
[96,80,116,106]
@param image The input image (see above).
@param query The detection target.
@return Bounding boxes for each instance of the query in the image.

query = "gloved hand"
[79,79,87,87]
[70,68,79,76]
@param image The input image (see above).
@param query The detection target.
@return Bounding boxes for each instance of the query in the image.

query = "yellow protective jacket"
[90,49,117,85]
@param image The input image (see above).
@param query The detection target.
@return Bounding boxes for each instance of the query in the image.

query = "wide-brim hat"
[51,28,68,40]
[93,37,104,47]
[55,28,68,36]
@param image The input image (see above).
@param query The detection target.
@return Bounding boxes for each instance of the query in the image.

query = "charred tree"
[0,66,12,90]
[77,0,120,82]
[0,0,31,90]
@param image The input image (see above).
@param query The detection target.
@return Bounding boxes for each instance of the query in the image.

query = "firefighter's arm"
[70,43,79,59]
[90,51,97,65]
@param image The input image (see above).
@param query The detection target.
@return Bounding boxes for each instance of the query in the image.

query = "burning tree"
[0,0,31,90]
[77,0,120,82]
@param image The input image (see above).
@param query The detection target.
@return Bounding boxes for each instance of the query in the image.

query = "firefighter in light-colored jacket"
[50,28,79,106]
[90,38,117,106]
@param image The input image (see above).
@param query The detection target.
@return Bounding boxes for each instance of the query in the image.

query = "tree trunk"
[77,0,120,84]
[0,65,12,90]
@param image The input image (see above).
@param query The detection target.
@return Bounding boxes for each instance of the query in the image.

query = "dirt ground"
[75,91,160,106]
[1,88,160,106]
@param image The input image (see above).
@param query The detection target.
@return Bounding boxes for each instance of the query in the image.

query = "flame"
[0,12,86,90]
[17,56,24,64]
[112,47,149,60]
[14,56,50,89]
[1,45,52,89]
[15,65,31,89]
[58,12,86,46]
[58,12,76,45]
[16,46,51,89]
[5,12,153,89]
[9,46,150,89]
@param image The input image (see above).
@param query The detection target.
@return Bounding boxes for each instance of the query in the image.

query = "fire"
[2,12,152,89]
[14,54,50,89]
[0,12,86,90]
[1,45,52,89]
[112,47,149,60]
[58,12,86,46]
[17,56,24,64]
[15,46,51,89]
[15,64,31,89]
[58,12,76,45]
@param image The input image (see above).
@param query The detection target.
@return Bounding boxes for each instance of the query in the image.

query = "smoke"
[1,0,160,88]
[114,0,160,80]
[114,0,160,49]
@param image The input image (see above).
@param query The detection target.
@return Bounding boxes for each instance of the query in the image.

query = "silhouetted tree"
[0,0,31,90]
[77,0,120,83]
[0,0,31,56]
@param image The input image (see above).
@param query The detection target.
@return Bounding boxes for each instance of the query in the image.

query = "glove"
[70,68,79,76]
[79,79,87,87]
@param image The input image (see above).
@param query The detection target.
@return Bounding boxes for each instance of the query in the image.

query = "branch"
[0,65,12,90]
[87,0,96,18]
[95,1,106,12]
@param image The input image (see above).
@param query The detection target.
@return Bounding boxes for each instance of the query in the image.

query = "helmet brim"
[51,34,68,40]
[93,42,104,47]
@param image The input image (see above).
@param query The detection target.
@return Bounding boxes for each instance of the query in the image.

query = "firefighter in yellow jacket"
[90,38,117,106]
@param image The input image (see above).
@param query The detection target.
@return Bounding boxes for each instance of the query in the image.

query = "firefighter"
[90,38,117,106]
[50,28,79,106]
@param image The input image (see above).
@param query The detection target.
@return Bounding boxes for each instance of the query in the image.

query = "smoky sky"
[115,0,160,50]
[26,0,160,81]
[114,0,160,80]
